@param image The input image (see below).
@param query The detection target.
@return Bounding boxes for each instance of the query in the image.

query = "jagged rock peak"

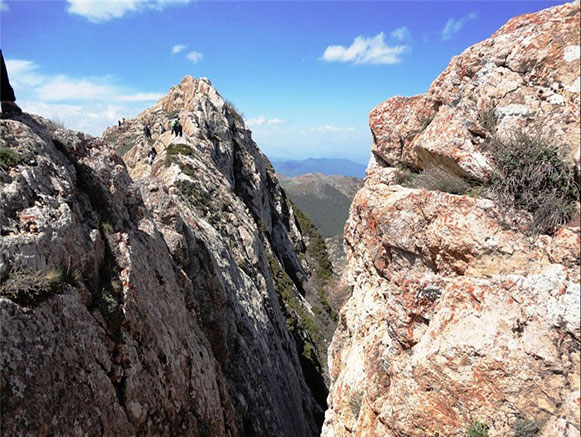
[0,113,238,435]
[323,2,580,437]
[1,74,335,434]
[102,74,334,435]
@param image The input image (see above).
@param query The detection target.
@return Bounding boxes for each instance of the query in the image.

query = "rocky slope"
[1,77,333,436]
[323,2,580,436]
[103,76,332,434]
[278,172,363,238]
[278,173,363,310]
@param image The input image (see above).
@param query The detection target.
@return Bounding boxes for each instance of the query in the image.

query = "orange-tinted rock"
[324,2,580,436]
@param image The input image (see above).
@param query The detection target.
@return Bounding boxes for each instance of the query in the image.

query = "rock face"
[368,1,580,180]
[1,114,237,436]
[323,3,580,437]
[1,76,330,436]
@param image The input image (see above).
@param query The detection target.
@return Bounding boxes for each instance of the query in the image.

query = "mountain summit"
[2,75,336,435]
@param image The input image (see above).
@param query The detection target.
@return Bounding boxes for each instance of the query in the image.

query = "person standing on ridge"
[170,118,177,136]
[1,50,22,115]
[174,118,183,137]
[147,147,157,165]
[144,124,152,139]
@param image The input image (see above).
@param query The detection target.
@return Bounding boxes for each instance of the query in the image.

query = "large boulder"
[323,2,580,436]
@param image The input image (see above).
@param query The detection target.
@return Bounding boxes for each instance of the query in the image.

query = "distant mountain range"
[278,173,364,238]
[271,158,367,178]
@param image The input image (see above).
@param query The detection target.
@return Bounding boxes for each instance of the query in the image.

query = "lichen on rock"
[323,2,581,436]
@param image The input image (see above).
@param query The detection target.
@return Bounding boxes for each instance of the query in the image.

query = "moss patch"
[0,147,23,171]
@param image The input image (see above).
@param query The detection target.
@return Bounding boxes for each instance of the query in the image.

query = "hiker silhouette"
[1,50,22,115]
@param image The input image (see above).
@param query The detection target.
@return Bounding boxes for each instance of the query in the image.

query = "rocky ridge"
[1,76,333,436]
[103,76,333,434]
[323,2,580,436]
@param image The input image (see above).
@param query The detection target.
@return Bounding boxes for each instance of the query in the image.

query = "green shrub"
[489,130,579,235]
[413,166,470,195]
[513,419,540,437]
[165,144,197,175]
[467,421,489,437]
[395,163,418,187]
[478,102,498,135]
[117,144,134,157]
[50,118,66,130]
[166,143,195,157]
[0,269,53,305]
[0,263,81,306]
[95,291,124,333]
[267,253,324,371]
[47,261,82,287]
[101,221,114,234]
[292,204,333,283]
[0,147,22,170]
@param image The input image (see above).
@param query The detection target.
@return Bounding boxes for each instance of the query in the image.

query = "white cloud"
[246,115,266,127]
[310,125,355,132]
[172,44,186,54]
[322,32,410,65]
[6,58,163,135]
[0,0,10,12]
[186,51,203,64]
[441,12,478,41]
[66,0,192,22]
[245,115,285,127]
[391,26,410,41]
[19,101,127,135]
[36,76,117,101]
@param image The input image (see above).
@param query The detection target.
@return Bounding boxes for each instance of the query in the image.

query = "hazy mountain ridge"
[272,158,367,178]
[278,173,364,239]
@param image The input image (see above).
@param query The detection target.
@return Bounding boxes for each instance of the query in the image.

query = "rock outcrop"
[1,76,332,435]
[1,114,237,435]
[103,76,331,435]
[323,2,580,436]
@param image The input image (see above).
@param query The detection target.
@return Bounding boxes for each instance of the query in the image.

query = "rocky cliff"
[1,76,333,435]
[323,2,580,436]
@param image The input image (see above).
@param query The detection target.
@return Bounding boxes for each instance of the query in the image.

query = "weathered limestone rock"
[323,2,580,436]
[103,76,329,435]
[1,114,237,436]
[2,77,329,435]
[369,2,580,180]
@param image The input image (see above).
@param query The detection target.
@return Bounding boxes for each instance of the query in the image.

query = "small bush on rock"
[413,166,470,195]
[0,147,22,170]
[512,419,540,437]
[395,163,418,187]
[166,143,195,157]
[224,100,244,124]
[467,421,489,437]
[489,130,579,235]
[478,102,498,135]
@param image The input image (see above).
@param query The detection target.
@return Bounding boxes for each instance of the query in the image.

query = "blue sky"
[1,0,566,163]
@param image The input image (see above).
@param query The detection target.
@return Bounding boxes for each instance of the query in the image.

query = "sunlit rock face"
[1,114,238,436]
[322,2,580,436]
[1,76,328,436]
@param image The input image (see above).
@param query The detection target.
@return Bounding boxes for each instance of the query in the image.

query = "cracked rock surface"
[1,76,327,437]
[322,3,580,436]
